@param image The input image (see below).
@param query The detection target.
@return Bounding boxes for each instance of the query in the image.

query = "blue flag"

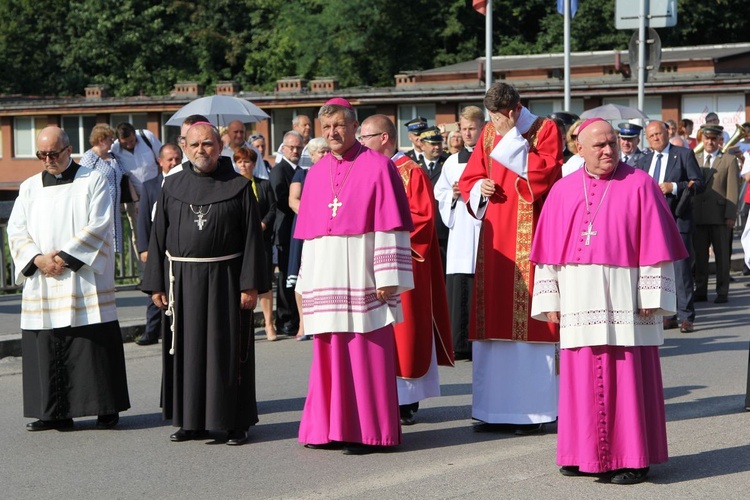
[557,0,579,17]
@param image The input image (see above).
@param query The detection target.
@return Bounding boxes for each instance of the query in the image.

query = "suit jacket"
[253,176,276,244]
[693,151,739,226]
[136,172,163,254]
[269,158,297,246]
[422,152,450,241]
[622,148,644,167]
[636,145,704,233]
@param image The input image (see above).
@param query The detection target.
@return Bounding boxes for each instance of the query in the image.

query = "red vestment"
[458,119,562,343]
[392,154,454,378]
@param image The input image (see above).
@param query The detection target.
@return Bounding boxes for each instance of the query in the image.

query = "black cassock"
[142,158,269,432]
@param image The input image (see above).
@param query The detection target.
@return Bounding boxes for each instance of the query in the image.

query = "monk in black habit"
[142,122,269,445]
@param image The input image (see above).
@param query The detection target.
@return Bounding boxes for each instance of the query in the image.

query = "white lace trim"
[561,309,661,328]
[638,275,675,294]
[533,279,559,296]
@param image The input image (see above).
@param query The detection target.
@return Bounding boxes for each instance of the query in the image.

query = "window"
[528,99,585,118]
[13,116,36,158]
[110,113,148,131]
[62,115,97,155]
[161,112,181,146]
[398,104,436,151]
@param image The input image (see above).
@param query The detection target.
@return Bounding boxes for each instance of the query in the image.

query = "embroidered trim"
[560,309,661,328]
[512,201,534,340]
[533,279,559,296]
[638,275,676,294]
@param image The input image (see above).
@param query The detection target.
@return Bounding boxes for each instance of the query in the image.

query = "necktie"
[704,154,711,168]
[653,153,663,183]
[624,155,629,163]
[428,161,435,171]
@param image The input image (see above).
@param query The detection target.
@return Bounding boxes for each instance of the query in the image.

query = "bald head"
[186,123,222,174]
[359,114,397,156]
[36,126,72,175]
[227,120,247,149]
[578,120,619,176]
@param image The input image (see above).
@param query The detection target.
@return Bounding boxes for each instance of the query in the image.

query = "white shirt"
[275,143,312,168]
[647,144,678,195]
[111,129,161,194]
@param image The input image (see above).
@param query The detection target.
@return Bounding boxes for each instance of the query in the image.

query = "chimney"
[172,82,204,97]
[215,81,239,95]
[85,84,109,100]
[275,77,308,93]
[309,78,339,93]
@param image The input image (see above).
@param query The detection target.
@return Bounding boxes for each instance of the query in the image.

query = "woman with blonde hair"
[79,124,126,253]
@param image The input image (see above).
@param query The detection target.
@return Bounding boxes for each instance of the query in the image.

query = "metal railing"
[0,202,142,293]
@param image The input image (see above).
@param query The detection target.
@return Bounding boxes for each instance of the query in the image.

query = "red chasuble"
[458,119,562,343]
[392,154,454,378]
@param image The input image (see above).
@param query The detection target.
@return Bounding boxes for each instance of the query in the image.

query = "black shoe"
[342,443,382,455]
[693,295,708,302]
[96,413,119,429]
[169,428,208,442]
[662,318,679,330]
[714,295,728,304]
[559,466,602,477]
[472,423,518,433]
[26,419,74,432]
[226,430,247,446]
[135,336,159,346]
[611,467,650,485]
[454,351,473,361]
[400,415,416,426]
[304,441,344,450]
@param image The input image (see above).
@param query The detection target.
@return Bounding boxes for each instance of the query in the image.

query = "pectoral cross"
[194,213,207,230]
[328,196,342,217]
[581,223,597,246]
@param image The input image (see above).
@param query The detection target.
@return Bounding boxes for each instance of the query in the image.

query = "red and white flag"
[472,0,487,15]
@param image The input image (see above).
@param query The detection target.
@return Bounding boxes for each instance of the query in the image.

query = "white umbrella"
[166,95,269,126]
[579,104,649,121]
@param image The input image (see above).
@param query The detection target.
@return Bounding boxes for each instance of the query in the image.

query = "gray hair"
[283,130,304,145]
[307,137,330,156]
[318,104,357,123]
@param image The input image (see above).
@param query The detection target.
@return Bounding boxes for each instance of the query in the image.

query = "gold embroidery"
[512,201,533,340]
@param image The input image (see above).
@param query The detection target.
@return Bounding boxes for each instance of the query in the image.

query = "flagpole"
[485,0,493,92]
[564,0,571,110]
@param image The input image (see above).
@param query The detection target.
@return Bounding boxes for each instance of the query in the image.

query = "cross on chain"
[328,196,343,217]
[194,213,207,230]
[581,223,597,246]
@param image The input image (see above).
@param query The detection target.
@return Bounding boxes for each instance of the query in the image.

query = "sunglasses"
[36,146,69,160]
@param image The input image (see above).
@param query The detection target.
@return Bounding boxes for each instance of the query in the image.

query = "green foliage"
[0,0,746,96]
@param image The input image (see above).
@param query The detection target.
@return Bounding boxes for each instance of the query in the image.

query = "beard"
[192,154,217,173]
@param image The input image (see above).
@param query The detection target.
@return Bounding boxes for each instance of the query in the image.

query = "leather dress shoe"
[611,467,650,485]
[693,295,708,302]
[515,423,545,435]
[304,441,344,450]
[26,419,74,432]
[135,336,159,346]
[96,413,119,429]
[662,318,679,330]
[226,430,248,446]
[342,443,384,455]
[169,428,208,442]
[679,321,694,333]
[714,295,728,304]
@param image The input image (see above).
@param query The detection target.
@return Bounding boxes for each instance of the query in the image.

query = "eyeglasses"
[358,132,383,142]
[283,145,303,150]
[36,146,69,160]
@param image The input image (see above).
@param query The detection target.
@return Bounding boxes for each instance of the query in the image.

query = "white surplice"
[434,149,482,275]
[7,168,117,330]
[295,231,414,335]
[531,263,676,349]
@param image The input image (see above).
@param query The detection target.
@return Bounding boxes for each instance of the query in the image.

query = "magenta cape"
[294,145,413,239]
[530,163,688,267]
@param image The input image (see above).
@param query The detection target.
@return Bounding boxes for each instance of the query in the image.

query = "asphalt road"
[0,280,749,499]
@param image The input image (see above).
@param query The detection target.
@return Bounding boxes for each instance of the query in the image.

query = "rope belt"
[164,250,242,355]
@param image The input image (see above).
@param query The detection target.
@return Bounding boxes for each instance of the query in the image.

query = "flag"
[473,0,487,15]
[557,0,579,17]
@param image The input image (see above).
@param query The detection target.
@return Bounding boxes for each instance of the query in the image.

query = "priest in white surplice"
[530,119,687,485]
[8,126,130,432]
[434,105,484,360]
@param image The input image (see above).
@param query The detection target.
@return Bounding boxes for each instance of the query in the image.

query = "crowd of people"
[9,85,750,482]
